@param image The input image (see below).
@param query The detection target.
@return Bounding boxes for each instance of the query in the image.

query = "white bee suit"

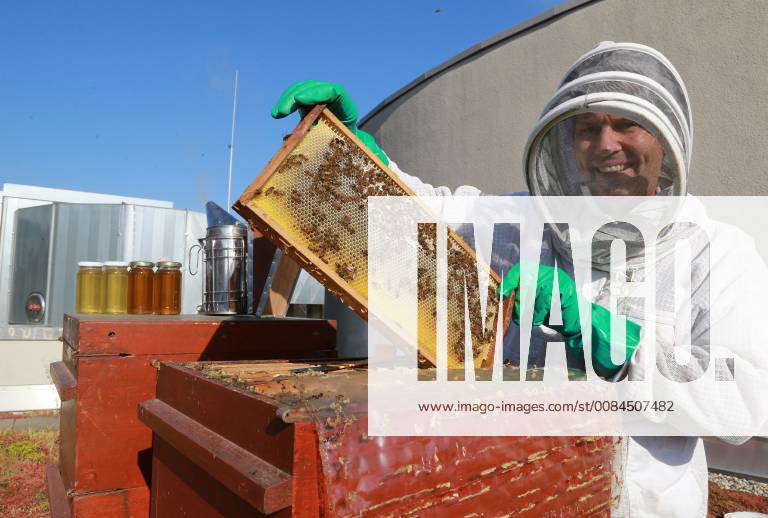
[381,41,768,517]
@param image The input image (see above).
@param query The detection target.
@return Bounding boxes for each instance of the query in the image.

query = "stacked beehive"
[140,360,614,516]
[46,314,336,517]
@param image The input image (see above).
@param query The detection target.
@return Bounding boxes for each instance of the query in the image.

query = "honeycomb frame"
[234,105,503,368]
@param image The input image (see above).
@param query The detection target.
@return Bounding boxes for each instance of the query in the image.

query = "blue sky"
[1,1,559,213]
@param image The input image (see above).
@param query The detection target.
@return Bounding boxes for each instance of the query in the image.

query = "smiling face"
[573,112,664,196]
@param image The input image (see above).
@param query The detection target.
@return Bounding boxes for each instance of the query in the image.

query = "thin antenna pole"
[226,69,239,210]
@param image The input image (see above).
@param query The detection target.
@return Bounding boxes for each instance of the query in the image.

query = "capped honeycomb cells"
[417,223,501,368]
[248,112,500,368]
[253,117,399,298]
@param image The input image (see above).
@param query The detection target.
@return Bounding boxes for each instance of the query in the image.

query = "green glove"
[271,80,389,166]
[499,263,641,379]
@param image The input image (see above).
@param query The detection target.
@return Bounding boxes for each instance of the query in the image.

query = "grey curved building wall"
[360,0,768,195]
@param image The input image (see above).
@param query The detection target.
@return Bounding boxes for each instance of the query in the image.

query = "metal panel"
[47,204,122,325]
[129,205,187,261]
[182,209,207,314]
[9,204,53,323]
[0,197,98,330]
[2,183,172,207]
[290,270,324,305]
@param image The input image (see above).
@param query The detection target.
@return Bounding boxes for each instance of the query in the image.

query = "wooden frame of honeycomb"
[234,105,504,369]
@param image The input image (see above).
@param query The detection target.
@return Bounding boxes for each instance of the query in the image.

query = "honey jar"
[76,262,104,313]
[128,261,154,314]
[103,261,129,314]
[154,260,182,315]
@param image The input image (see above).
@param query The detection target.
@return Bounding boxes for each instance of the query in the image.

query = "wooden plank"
[50,361,77,401]
[251,232,277,313]
[139,400,292,514]
[481,290,516,369]
[150,436,289,518]
[45,464,71,518]
[62,341,77,371]
[154,363,296,474]
[58,399,77,493]
[63,314,80,354]
[212,362,321,373]
[63,315,336,355]
[263,254,302,317]
[291,422,322,518]
[70,352,303,494]
[71,354,194,492]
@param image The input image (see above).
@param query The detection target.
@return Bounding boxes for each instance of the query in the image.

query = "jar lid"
[157,261,182,269]
[104,261,129,267]
[129,261,155,268]
[78,261,104,267]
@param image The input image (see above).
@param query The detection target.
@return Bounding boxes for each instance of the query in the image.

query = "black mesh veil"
[525,41,691,199]
[523,42,693,269]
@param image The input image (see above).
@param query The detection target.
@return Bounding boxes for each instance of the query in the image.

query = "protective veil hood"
[525,41,692,196]
[523,42,694,268]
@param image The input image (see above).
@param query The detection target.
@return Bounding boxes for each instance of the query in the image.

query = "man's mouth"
[595,162,630,173]
[593,162,635,175]
[585,161,649,195]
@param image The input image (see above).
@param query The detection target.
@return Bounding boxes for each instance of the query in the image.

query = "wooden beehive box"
[233,106,503,369]
[46,314,336,518]
[139,360,613,517]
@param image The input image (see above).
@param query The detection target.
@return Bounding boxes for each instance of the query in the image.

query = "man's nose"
[597,126,622,154]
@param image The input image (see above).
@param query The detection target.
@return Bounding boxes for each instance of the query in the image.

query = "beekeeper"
[271,42,768,517]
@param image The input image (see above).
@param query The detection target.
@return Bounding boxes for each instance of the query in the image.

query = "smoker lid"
[205,201,244,227]
[206,224,248,238]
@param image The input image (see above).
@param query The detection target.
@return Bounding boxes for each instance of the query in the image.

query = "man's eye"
[617,120,641,131]
[577,125,600,136]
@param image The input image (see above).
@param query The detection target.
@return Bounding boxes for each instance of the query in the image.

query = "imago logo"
[413,221,728,384]
[367,196,768,437]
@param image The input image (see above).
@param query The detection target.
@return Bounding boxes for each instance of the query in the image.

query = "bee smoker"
[189,224,248,315]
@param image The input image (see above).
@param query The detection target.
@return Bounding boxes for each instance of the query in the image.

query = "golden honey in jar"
[154,261,182,315]
[103,261,129,314]
[127,261,154,314]
[76,262,104,313]
[151,257,171,313]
